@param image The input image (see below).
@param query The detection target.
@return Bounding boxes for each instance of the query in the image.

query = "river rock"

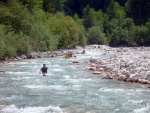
[0,70,5,73]
[0,101,6,105]
[87,45,150,85]
[93,71,101,74]
[88,67,96,70]
[72,61,79,63]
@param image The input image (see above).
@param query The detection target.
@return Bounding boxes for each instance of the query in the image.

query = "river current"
[0,49,150,113]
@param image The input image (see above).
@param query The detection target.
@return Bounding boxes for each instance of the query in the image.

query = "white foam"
[68,78,93,83]
[24,85,67,90]
[6,72,28,75]
[11,76,35,81]
[6,71,39,76]
[1,104,64,113]
[8,62,28,65]
[11,77,21,80]
[0,95,22,100]
[72,85,82,90]
[52,69,64,72]
[63,75,70,79]
[24,84,48,89]
[123,100,146,107]
[98,88,150,94]
[133,105,150,113]
[53,65,60,67]
[22,77,35,79]
[127,100,144,104]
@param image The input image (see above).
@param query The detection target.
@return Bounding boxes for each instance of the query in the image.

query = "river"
[0,49,150,113]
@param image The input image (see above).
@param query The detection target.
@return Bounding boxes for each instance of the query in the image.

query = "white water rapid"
[0,48,150,113]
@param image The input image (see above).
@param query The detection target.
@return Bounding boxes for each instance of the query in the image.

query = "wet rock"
[93,71,101,74]
[90,57,97,63]
[91,63,96,67]
[0,101,6,105]
[88,67,96,70]
[0,70,5,73]
[72,61,79,63]
[138,79,150,84]
[102,75,113,79]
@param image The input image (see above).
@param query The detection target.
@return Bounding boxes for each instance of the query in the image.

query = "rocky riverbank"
[0,49,79,64]
[86,45,150,85]
[0,49,77,72]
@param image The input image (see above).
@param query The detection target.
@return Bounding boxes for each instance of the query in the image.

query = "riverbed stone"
[0,101,6,105]
[86,45,150,85]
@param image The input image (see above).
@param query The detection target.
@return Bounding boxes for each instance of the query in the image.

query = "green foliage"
[28,21,58,51]
[47,12,86,49]
[113,2,126,20]
[14,32,32,55]
[107,17,137,47]
[73,13,87,46]
[83,6,106,45]
[0,26,5,58]
[145,20,150,45]
[121,17,134,29]
[105,18,119,36]
[73,13,83,25]
[0,38,6,59]
[43,0,64,13]
[92,10,104,28]
[4,46,16,58]
[8,0,32,33]
[87,26,107,45]
[133,25,149,46]
[20,0,43,11]
[0,24,16,58]
[0,3,13,25]
[83,5,94,30]
[107,1,126,20]
[110,26,138,47]
[109,27,125,46]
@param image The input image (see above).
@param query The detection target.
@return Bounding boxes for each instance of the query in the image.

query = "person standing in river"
[40,64,48,76]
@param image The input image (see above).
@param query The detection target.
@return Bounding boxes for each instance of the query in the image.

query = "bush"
[87,26,107,45]
[133,25,149,46]
[48,12,86,49]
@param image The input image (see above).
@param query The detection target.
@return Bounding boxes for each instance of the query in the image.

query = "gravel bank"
[86,45,150,85]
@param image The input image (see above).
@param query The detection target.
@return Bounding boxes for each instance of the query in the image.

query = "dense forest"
[0,0,150,59]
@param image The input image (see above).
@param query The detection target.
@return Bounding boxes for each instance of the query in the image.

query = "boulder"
[0,70,5,73]
[72,61,79,63]
[102,75,113,79]
[0,101,6,105]
[93,71,101,74]
[88,67,96,70]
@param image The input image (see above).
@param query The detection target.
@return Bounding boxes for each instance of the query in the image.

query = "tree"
[125,0,150,25]
[133,25,149,46]
[83,5,94,30]
[20,0,43,12]
[86,26,107,45]
[109,27,127,46]
[107,0,126,20]
[43,0,64,13]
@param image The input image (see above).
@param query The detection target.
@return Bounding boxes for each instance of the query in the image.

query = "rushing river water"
[0,49,150,113]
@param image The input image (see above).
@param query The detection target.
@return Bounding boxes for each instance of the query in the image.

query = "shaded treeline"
[0,0,150,59]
